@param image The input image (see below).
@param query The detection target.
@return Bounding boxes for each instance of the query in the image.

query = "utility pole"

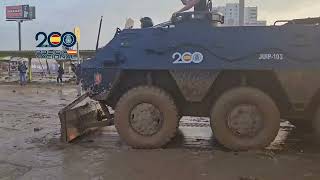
[74,27,81,64]
[28,57,32,82]
[6,5,36,50]
[8,59,11,77]
[6,5,36,82]
[96,16,103,51]
[239,0,245,26]
[18,20,22,51]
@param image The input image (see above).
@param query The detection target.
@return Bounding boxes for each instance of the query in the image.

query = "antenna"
[96,16,103,51]
[239,0,245,26]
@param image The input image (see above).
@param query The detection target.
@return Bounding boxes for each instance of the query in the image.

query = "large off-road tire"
[115,86,179,148]
[210,87,280,150]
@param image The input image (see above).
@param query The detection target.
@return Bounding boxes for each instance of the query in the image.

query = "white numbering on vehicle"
[172,52,204,64]
[259,53,284,60]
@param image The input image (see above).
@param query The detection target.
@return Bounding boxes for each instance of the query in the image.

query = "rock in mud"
[34,127,43,132]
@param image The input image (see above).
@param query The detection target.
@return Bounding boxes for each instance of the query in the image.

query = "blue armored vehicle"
[60,12,320,150]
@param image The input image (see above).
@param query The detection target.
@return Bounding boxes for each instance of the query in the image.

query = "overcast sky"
[0,0,320,50]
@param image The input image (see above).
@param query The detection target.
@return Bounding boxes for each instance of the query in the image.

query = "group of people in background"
[17,61,65,85]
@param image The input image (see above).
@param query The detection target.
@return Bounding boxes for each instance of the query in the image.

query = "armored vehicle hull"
[76,12,320,150]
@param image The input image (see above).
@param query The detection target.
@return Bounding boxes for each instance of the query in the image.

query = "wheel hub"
[227,104,263,137]
[130,103,163,136]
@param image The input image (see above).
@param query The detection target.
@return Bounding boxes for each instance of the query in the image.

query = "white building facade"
[213,3,267,26]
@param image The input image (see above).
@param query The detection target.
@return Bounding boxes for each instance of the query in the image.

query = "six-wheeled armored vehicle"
[60,11,320,150]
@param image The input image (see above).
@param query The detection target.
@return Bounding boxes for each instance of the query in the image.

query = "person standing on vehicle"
[18,61,28,86]
[173,0,212,16]
[57,64,64,84]
[140,17,154,28]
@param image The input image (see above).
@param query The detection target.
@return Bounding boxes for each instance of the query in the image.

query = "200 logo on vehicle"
[172,52,204,64]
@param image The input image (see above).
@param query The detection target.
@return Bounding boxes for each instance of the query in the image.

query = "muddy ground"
[0,83,320,180]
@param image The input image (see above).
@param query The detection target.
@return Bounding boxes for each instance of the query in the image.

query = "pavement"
[0,83,320,180]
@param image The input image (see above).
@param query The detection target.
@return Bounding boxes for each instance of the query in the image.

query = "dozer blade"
[59,92,114,142]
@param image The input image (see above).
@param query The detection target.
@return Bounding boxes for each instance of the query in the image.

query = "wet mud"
[0,84,320,180]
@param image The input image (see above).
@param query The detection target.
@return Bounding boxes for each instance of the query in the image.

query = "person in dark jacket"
[18,61,28,86]
[57,64,64,83]
[140,17,154,28]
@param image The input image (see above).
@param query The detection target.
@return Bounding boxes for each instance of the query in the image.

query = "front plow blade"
[59,93,114,142]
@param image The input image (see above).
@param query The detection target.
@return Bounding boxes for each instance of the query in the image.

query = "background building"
[213,3,267,26]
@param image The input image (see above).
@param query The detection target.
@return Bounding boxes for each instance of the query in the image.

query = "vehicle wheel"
[210,87,280,150]
[115,86,179,148]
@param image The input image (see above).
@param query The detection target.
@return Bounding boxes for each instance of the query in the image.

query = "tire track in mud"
[68,119,313,153]
[0,92,316,154]
[69,118,221,151]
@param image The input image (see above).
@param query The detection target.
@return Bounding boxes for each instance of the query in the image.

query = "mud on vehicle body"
[77,12,320,150]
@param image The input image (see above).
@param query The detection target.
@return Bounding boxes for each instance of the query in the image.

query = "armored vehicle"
[60,12,320,150]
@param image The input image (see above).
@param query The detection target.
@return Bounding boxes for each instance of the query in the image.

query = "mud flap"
[59,93,114,142]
